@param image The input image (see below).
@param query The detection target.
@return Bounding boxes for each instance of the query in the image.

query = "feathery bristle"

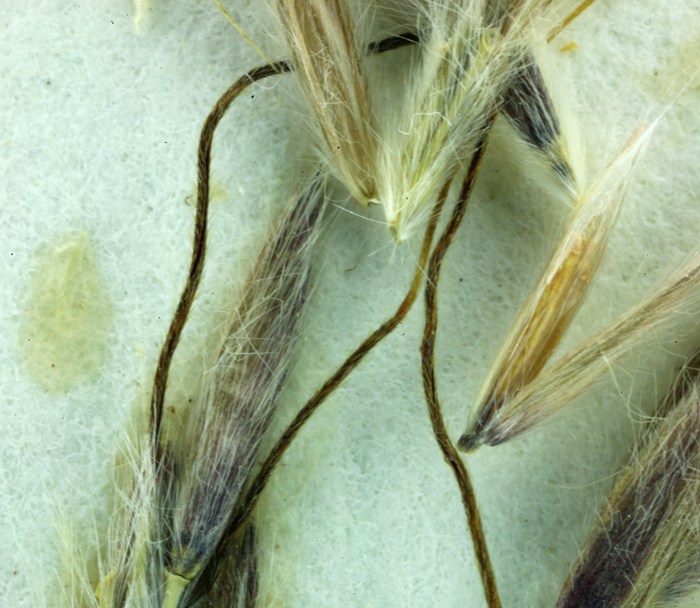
[93,432,176,608]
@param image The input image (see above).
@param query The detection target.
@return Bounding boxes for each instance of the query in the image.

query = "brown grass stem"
[149,30,419,462]
[207,179,452,577]
[149,61,292,463]
[154,32,439,606]
[547,0,600,43]
[420,119,502,608]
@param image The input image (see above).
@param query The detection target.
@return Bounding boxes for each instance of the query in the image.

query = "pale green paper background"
[2,1,700,607]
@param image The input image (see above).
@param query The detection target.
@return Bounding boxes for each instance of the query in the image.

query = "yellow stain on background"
[19,231,113,393]
[644,33,700,99]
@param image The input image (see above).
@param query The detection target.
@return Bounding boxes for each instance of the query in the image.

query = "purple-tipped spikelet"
[555,355,700,608]
[461,246,700,450]
[460,123,652,451]
[163,182,324,606]
[373,0,573,242]
[196,524,259,608]
[501,49,581,194]
[89,181,324,608]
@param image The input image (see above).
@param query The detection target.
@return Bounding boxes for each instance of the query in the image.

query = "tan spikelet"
[278,0,377,206]
[462,247,700,450]
[460,123,653,451]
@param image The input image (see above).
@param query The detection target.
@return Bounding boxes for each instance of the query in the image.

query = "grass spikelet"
[165,182,325,606]
[373,0,557,242]
[196,524,259,608]
[460,123,653,451]
[461,245,700,450]
[555,357,700,608]
[84,182,324,608]
[92,425,176,608]
[277,0,377,206]
[501,46,583,195]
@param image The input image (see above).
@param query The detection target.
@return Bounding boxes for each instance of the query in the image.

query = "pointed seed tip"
[388,221,404,244]
[457,432,482,453]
